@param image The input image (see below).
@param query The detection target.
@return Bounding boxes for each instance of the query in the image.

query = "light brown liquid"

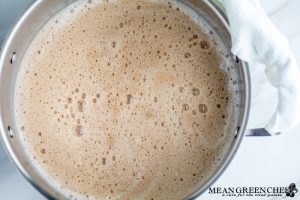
[15,0,236,199]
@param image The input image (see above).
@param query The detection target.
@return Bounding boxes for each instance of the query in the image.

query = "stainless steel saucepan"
[0,0,251,199]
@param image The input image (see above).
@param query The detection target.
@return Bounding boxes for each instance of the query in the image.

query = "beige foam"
[14,0,237,199]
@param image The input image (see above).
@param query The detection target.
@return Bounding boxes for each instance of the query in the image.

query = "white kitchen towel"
[222,0,300,134]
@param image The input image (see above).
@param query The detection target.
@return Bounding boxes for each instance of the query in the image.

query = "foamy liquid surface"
[14,0,238,199]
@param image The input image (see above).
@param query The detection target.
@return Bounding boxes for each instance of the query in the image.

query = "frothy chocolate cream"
[15,0,237,199]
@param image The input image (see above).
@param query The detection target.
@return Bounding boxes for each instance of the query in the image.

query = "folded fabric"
[222,0,300,134]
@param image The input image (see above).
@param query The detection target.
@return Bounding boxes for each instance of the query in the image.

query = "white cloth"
[223,0,300,134]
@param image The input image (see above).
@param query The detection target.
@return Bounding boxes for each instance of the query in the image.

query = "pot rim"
[0,0,251,199]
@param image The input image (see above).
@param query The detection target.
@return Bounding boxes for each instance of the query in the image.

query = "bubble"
[182,103,189,111]
[198,104,208,113]
[126,94,133,104]
[192,34,198,39]
[171,105,175,110]
[179,121,183,126]
[184,52,191,58]
[38,132,42,136]
[40,149,46,154]
[217,104,221,108]
[191,87,200,96]
[112,41,117,48]
[200,40,210,49]
[178,87,184,93]
[154,97,158,103]
[102,157,106,165]
[78,101,85,112]
[75,125,83,137]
